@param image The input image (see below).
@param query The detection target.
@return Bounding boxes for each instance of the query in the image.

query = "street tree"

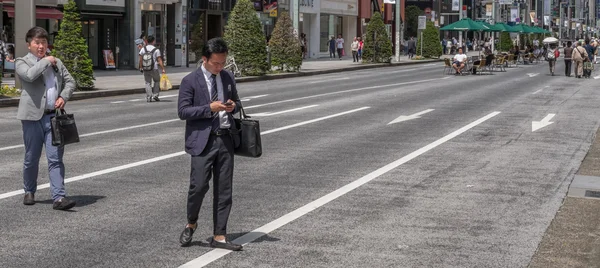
[224,0,268,76]
[189,13,205,62]
[415,21,442,58]
[52,0,94,90]
[405,6,422,41]
[499,31,513,52]
[269,11,302,72]
[362,12,393,63]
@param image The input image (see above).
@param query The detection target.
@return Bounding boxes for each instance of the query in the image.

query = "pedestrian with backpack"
[138,36,165,102]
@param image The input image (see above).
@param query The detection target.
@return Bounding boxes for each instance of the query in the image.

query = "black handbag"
[50,109,80,146]
[233,105,262,158]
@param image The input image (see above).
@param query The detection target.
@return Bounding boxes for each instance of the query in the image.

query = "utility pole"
[395,1,401,62]
[459,0,463,48]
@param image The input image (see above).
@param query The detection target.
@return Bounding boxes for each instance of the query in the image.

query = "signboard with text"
[86,0,125,7]
[418,16,426,30]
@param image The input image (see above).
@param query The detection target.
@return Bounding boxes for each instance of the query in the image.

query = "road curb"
[0,59,441,108]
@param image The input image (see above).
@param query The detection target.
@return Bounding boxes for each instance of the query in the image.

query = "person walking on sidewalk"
[351,37,359,62]
[15,26,77,210]
[564,41,573,77]
[573,41,589,78]
[407,37,416,59]
[327,36,336,59]
[177,38,243,251]
[546,44,558,76]
[336,34,344,60]
[139,35,165,102]
[358,37,364,61]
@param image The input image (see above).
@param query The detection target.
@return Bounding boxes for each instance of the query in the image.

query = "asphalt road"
[1,61,599,268]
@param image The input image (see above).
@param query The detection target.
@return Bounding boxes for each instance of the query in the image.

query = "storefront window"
[319,14,343,53]
[319,14,329,53]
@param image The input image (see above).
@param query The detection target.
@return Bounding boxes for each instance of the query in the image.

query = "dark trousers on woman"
[564,60,572,77]
[329,49,336,58]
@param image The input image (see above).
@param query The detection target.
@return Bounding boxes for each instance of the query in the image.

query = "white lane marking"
[527,73,539,78]
[110,101,126,104]
[532,86,549,94]
[129,99,143,102]
[308,77,350,84]
[388,68,418,74]
[594,75,600,79]
[0,107,370,200]
[240,94,270,101]
[249,105,318,117]
[532,113,556,132]
[179,111,502,268]
[262,107,370,135]
[245,77,450,109]
[160,94,178,98]
[387,109,435,125]
[423,63,437,66]
[0,119,181,151]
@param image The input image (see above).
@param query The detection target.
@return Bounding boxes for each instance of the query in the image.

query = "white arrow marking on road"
[387,109,435,125]
[527,73,539,78]
[532,114,556,132]
[248,105,318,117]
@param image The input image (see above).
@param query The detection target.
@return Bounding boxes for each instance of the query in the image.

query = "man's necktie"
[210,74,219,102]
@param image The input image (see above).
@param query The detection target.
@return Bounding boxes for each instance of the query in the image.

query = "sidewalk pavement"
[0,52,472,107]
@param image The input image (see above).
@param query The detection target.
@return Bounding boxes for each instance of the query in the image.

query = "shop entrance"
[206,14,221,39]
[142,11,163,49]
[81,20,99,67]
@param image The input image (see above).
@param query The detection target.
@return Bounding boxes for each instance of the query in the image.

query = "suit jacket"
[177,68,242,156]
[407,40,416,50]
[15,53,76,121]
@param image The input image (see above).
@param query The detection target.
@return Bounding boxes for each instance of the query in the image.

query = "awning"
[4,6,64,20]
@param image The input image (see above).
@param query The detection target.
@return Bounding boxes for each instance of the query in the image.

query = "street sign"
[418,16,426,30]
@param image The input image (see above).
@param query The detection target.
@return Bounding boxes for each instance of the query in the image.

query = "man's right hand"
[210,101,226,112]
[45,56,57,65]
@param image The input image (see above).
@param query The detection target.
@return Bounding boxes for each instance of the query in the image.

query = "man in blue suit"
[177,38,243,251]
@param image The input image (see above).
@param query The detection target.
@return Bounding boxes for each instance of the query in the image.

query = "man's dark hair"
[25,26,48,43]
[147,35,156,44]
[202,38,228,59]
[567,41,572,47]
[585,38,590,45]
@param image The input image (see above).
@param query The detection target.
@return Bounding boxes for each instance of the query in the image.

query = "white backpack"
[142,45,157,71]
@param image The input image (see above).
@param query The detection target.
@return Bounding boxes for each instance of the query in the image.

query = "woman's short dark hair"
[25,27,49,43]
[202,38,228,59]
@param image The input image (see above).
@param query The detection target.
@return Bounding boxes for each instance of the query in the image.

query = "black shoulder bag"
[50,109,80,146]
[233,105,262,158]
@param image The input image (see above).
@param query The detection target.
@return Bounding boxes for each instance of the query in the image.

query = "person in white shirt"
[452,47,468,75]
[138,35,165,102]
[336,34,344,60]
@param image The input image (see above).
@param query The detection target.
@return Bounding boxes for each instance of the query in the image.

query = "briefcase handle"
[53,109,68,116]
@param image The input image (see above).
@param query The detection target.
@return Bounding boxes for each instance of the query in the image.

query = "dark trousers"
[329,49,336,58]
[565,60,572,76]
[337,48,343,59]
[352,51,358,62]
[187,134,235,235]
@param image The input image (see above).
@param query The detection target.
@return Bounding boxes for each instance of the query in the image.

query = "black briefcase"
[233,106,262,158]
[50,109,80,146]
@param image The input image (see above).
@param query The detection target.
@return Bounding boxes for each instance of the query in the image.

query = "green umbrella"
[440,18,489,31]
[479,21,502,32]
[511,24,535,34]
[495,23,519,32]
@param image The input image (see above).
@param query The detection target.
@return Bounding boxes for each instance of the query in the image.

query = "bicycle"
[195,55,242,77]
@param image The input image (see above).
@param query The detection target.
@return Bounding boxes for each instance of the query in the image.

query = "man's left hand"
[54,97,65,109]
[225,99,235,113]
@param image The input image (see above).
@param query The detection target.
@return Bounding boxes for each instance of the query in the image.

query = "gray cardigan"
[15,53,76,121]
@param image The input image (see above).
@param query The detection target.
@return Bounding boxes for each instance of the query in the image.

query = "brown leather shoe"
[210,238,243,251]
[23,193,35,205]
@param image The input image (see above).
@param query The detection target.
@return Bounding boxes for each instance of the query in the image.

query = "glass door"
[82,20,99,67]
